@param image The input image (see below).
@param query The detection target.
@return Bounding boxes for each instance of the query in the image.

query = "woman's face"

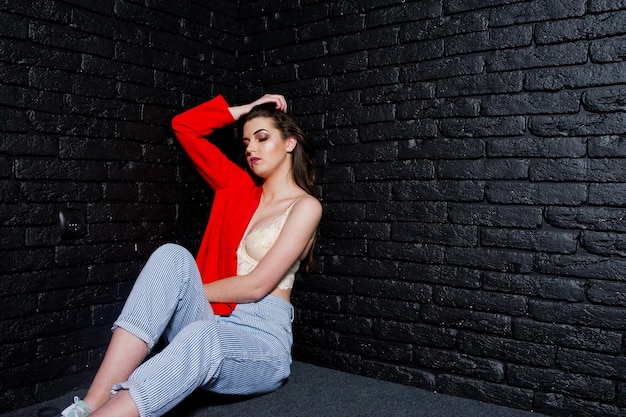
[242,116,295,178]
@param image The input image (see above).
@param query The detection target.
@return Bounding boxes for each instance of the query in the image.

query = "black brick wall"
[235,1,626,416]
[0,0,238,411]
[2,0,626,416]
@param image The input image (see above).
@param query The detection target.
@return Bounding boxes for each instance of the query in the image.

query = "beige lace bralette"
[236,200,300,290]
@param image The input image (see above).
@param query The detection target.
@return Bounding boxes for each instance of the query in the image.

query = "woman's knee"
[153,243,193,260]
[148,243,195,271]
[139,243,196,287]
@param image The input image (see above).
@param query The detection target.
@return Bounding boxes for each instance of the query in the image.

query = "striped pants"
[110,243,294,417]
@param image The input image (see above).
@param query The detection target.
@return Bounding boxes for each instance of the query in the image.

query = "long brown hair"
[238,102,318,272]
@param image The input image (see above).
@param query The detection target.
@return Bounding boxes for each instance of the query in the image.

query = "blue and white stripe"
[111,243,293,417]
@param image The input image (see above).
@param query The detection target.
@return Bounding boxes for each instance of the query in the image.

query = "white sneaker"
[60,396,92,417]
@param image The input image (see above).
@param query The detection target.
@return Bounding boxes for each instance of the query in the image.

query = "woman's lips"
[249,157,260,164]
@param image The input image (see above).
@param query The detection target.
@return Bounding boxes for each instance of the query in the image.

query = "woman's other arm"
[203,196,322,303]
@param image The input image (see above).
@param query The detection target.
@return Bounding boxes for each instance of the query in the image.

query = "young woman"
[61,94,322,417]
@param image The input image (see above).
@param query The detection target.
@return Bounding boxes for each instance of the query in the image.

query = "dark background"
[2,1,626,416]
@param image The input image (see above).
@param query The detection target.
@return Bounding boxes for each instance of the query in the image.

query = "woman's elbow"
[249,285,271,302]
[245,275,276,301]
[171,113,184,132]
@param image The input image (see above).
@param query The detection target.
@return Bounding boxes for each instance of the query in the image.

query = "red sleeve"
[171,95,243,190]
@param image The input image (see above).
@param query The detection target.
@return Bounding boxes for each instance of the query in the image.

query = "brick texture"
[239,1,626,417]
[2,0,626,416]
[0,0,238,411]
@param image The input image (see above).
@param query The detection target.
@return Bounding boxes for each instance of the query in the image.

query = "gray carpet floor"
[3,361,549,417]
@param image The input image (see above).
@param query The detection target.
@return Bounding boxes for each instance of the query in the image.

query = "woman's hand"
[228,94,287,120]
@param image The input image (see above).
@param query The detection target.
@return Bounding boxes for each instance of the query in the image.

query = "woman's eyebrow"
[253,129,269,135]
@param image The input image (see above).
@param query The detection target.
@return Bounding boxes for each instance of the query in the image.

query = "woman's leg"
[205,296,294,395]
[108,319,226,417]
[82,328,148,410]
[80,243,213,412]
[107,297,294,417]
[89,391,138,417]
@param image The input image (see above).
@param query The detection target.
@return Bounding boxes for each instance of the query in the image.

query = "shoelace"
[61,397,89,417]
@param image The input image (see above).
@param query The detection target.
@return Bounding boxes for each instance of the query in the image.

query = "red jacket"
[171,95,262,315]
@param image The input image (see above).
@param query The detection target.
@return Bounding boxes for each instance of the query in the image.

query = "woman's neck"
[260,173,299,203]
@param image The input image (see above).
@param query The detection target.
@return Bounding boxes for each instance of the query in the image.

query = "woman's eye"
[243,139,250,146]
[258,135,268,142]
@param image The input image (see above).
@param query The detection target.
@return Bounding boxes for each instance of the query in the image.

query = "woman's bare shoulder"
[292,194,322,219]
[297,194,322,210]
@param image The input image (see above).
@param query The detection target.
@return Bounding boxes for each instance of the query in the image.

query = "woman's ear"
[286,136,297,153]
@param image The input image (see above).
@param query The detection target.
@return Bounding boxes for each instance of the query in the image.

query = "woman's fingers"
[253,94,287,112]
